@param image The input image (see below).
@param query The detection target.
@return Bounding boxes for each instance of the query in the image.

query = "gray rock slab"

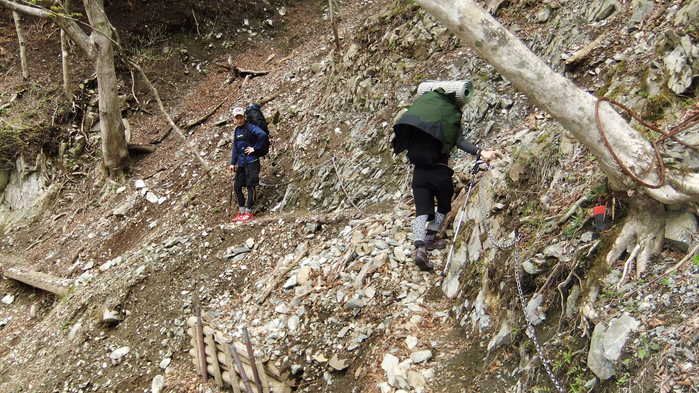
[664,46,693,94]
[221,246,251,259]
[628,0,654,28]
[675,0,699,26]
[587,0,620,21]
[588,314,640,380]
[664,211,697,252]
[525,293,546,326]
[487,316,513,352]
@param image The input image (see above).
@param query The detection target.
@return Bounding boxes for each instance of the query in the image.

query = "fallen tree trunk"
[127,143,157,154]
[1,264,72,296]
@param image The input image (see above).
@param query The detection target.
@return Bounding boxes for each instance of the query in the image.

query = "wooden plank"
[189,348,283,384]
[243,326,264,393]
[193,296,208,382]
[205,333,224,387]
[230,343,256,393]
[2,266,72,296]
[195,358,292,393]
[189,336,254,366]
[256,359,271,393]
[223,340,243,393]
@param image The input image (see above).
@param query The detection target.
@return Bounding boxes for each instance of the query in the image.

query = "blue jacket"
[230,122,268,166]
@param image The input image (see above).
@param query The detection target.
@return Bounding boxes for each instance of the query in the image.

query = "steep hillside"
[1,0,698,393]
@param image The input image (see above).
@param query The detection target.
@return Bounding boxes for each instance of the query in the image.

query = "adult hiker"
[229,106,269,223]
[392,87,501,272]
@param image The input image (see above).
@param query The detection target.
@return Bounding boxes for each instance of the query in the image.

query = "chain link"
[487,231,567,393]
[487,230,518,250]
[513,246,568,393]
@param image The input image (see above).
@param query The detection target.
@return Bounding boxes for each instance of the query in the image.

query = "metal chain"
[487,230,518,250]
[513,245,568,393]
[487,231,567,393]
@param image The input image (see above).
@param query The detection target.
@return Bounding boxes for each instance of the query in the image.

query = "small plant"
[532,386,552,393]
[616,372,631,386]
[692,254,699,267]
[562,207,586,239]
[636,336,660,361]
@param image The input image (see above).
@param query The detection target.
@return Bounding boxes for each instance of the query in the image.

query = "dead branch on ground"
[130,61,211,174]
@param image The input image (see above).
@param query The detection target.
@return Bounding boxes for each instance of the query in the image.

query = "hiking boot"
[414,247,433,272]
[232,212,244,222]
[426,237,447,250]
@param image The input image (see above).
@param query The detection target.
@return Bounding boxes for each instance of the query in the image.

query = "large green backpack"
[392,88,462,166]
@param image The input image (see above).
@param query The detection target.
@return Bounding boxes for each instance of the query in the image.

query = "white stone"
[159,357,171,370]
[411,350,432,364]
[377,382,392,393]
[275,302,289,314]
[145,192,159,204]
[109,346,130,364]
[407,370,427,393]
[1,294,15,305]
[288,315,299,332]
[405,335,418,350]
[151,375,165,393]
[134,179,146,189]
[282,275,298,289]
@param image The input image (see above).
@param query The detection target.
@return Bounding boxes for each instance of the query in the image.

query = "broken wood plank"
[243,326,264,392]
[232,65,269,78]
[1,265,72,296]
[193,295,209,382]
[187,348,285,384]
[230,343,256,393]
[256,359,272,393]
[185,100,225,129]
[223,340,243,393]
[565,34,606,65]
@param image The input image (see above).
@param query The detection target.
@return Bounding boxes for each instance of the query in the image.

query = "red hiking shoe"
[232,212,244,222]
[239,213,255,223]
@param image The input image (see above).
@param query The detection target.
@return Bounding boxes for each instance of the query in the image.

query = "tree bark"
[0,0,94,57]
[1,0,129,176]
[416,0,698,208]
[329,0,341,52]
[12,10,28,80]
[606,196,665,278]
[60,0,72,97]
[83,0,128,173]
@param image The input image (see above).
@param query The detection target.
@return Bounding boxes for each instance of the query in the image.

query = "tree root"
[606,196,665,280]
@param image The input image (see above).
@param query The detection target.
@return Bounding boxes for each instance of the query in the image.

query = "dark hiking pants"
[234,160,261,209]
[411,164,454,220]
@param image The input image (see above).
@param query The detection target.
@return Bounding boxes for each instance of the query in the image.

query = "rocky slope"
[1,0,698,392]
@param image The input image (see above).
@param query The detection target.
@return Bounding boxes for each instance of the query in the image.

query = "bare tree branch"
[12,11,28,79]
[130,61,211,174]
[0,0,94,57]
